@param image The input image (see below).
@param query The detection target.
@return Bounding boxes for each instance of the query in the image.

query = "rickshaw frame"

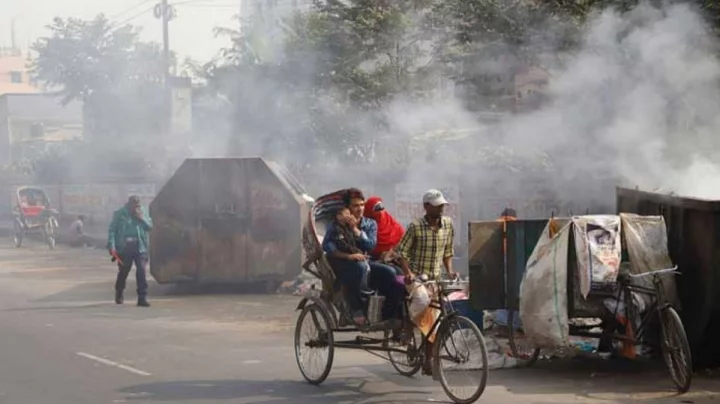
[12,186,60,249]
[294,189,490,404]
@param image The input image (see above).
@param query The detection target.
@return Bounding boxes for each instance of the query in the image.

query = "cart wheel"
[434,315,489,404]
[507,311,540,367]
[13,220,23,248]
[660,306,692,393]
[389,325,423,377]
[294,303,334,385]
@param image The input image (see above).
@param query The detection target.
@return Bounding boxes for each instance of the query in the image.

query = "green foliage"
[30,15,170,139]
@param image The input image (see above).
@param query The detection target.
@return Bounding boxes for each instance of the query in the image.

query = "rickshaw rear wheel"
[294,303,334,385]
[12,220,23,248]
[507,311,541,367]
[660,306,692,393]
[434,315,489,404]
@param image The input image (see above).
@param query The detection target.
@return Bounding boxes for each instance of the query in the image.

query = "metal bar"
[332,343,409,355]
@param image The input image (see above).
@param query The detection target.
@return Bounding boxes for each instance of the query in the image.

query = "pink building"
[0,49,39,96]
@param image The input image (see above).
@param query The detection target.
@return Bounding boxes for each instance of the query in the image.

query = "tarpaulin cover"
[621,213,679,308]
[519,219,571,349]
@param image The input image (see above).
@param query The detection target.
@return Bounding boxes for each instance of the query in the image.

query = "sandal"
[352,311,367,326]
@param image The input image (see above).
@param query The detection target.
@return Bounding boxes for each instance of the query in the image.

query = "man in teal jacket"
[108,196,153,307]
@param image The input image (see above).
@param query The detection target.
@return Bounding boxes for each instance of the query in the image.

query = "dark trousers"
[328,256,369,314]
[69,235,90,247]
[368,261,405,320]
[115,242,148,300]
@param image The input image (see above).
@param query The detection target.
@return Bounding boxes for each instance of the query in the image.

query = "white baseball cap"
[422,189,449,206]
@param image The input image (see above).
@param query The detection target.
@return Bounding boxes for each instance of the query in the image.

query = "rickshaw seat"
[21,206,44,217]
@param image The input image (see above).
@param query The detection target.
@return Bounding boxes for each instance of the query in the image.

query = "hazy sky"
[0,0,239,62]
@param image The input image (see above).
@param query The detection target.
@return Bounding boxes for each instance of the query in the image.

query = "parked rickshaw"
[12,186,60,249]
[295,189,489,404]
[469,213,692,393]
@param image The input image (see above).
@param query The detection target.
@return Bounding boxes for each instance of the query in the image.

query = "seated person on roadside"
[67,215,91,248]
[396,188,459,375]
[363,196,406,321]
[322,190,376,326]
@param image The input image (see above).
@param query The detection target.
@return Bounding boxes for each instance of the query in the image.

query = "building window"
[9,71,22,83]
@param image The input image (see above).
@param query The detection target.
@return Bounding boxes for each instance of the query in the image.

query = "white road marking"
[242,360,261,364]
[76,352,152,376]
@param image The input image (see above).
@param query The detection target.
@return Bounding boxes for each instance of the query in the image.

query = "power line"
[172,0,239,6]
[109,0,156,21]
[110,4,157,29]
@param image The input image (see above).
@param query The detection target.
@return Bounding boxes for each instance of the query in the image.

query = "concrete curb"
[0,226,107,248]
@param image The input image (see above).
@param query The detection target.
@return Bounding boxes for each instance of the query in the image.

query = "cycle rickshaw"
[12,186,60,249]
[294,189,489,404]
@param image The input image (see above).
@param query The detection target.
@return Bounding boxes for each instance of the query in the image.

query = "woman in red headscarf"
[363,196,406,324]
[363,196,405,261]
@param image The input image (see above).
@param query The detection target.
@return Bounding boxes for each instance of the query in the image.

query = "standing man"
[396,188,458,375]
[107,196,153,307]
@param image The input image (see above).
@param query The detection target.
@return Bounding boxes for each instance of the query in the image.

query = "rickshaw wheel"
[44,218,58,250]
[507,311,540,367]
[660,307,692,393]
[294,303,334,385]
[13,220,23,248]
[434,315,489,404]
[388,324,423,377]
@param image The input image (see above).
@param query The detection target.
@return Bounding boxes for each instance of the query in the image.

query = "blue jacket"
[107,206,153,254]
[322,217,377,255]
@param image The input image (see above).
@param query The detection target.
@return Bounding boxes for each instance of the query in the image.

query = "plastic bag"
[407,283,431,320]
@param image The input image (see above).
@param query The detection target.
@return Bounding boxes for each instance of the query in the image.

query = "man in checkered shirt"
[396,188,459,376]
[396,188,458,282]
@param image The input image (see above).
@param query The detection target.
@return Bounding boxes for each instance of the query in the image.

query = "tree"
[30,15,170,140]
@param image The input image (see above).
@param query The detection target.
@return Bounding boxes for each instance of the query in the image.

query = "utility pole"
[161,0,170,83]
[10,18,17,51]
[154,1,174,136]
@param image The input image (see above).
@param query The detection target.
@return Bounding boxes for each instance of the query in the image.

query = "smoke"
[502,3,720,200]
[191,1,720,212]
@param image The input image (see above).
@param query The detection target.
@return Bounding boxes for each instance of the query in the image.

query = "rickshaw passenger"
[322,189,377,325]
[363,196,406,321]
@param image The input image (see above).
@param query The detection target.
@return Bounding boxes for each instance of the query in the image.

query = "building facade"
[0,93,83,168]
[0,48,39,96]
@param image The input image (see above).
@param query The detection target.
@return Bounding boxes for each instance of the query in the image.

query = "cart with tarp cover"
[470,213,692,393]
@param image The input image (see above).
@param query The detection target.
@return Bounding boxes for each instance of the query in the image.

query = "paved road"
[0,237,718,404]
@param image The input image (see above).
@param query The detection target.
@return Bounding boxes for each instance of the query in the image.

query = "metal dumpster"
[149,157,310,290]
[617,186,720,369]
[468,219,552,312]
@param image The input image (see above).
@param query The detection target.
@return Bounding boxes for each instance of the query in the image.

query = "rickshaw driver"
[396,188,459,375]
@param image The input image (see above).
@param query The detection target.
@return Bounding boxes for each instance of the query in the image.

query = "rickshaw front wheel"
[660,306,692,393]
[434,315,489,404]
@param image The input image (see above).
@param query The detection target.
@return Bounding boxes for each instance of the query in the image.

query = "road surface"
[0,236,717,404]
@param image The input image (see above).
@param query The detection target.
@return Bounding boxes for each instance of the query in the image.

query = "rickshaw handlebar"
[626,265,679,278]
